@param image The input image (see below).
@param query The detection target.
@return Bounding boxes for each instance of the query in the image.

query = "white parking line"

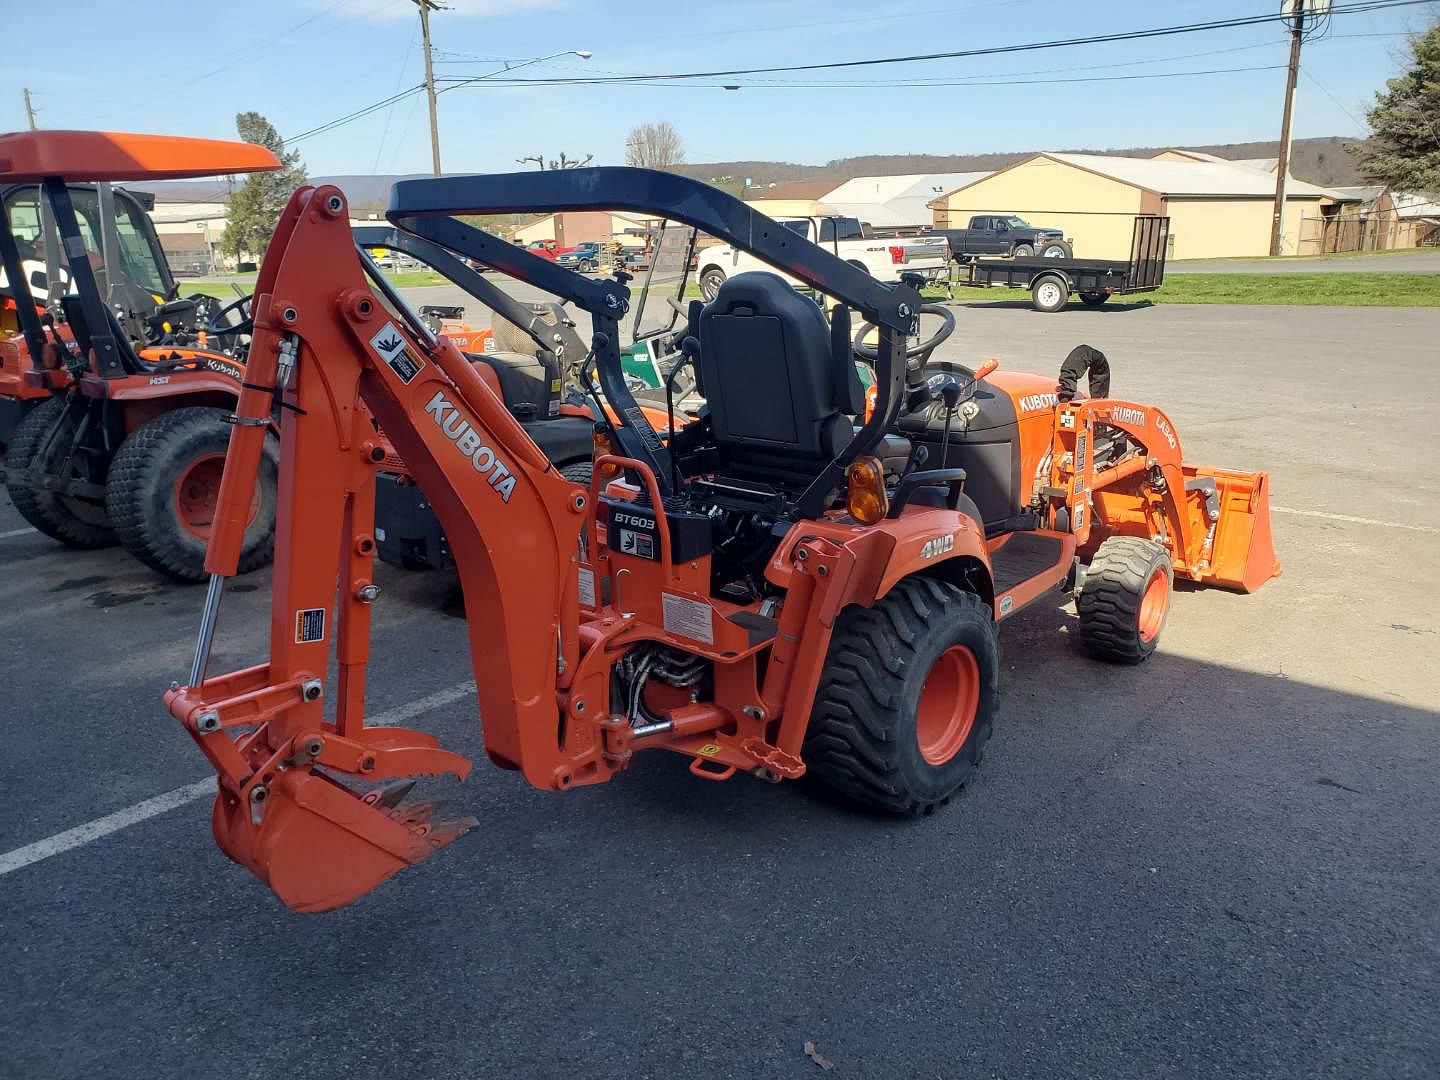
[0,681,476,877]
[1272,506,1439,535]
[0,526,38,540]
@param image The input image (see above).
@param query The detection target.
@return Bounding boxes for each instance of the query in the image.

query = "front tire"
[1011,243,1035,257]
[1078,537,1173,664]
[106,407,279,582]
[699,266,727,301]
[4,396,116,548]
[1031,275,1070,313]
[805,577,999,815]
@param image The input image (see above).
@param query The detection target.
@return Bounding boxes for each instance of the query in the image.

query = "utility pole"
[1269,2,1307,257]
[414,0,444,176]
[22,87,38,130]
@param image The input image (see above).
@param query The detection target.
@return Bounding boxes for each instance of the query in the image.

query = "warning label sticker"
[662,593,714,644]
[369,322,425,384]
[577,567,597,608]
[617,528,655,560]
[294,607,326,644]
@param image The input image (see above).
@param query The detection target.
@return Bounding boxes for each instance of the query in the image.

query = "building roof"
[823,172,989,226]
[1329,184,1387,204]
[1159,149,1232,164]
[744,179,836,201]
[1392,191,1440,219]
[1044,152,1334,198]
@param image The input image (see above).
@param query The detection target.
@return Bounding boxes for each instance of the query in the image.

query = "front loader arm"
[167,185,590,910]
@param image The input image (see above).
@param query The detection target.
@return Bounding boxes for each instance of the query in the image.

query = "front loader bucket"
[1184,465,1281,593]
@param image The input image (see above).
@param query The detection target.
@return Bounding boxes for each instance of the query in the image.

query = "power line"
[276,0,1432,147]
[435,62,1290,91]
[438,0,1433,85]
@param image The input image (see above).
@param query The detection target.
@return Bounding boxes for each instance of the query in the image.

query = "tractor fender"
[104,372,242,402]
[524,414,596,466]
[869,507,994,610]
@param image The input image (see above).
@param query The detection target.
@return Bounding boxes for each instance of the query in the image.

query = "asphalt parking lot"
[2,301,1437,1079]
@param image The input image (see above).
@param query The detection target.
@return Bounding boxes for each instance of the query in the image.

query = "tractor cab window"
[632,220,696,342]
[112,195,168,297]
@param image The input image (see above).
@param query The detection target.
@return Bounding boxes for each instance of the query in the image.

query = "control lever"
[937,374,963,466]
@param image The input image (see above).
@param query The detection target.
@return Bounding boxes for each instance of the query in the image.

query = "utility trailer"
[946,216,1168,313]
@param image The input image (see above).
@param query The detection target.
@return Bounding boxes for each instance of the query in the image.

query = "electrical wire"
[276,0,1434,145]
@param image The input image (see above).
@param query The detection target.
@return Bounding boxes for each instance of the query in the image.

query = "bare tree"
[516,151,595,171]
[624,122,685,169]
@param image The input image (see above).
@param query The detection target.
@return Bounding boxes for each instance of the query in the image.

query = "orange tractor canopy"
[164,166,1278,913]
[0,131,284,579]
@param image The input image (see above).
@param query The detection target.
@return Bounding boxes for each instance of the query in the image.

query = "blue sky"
[6,0,1434,176]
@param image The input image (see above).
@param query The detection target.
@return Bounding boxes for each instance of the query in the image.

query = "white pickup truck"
[696,215,950,300]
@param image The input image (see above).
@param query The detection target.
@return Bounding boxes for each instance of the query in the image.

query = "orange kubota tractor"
[151,139,1278,912]
[0,131,281,580]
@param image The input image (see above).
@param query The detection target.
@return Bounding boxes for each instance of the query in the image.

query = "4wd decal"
[920,533,956,560]
[1019,392,1058,412]
[205,358,244,382]
[369,322,425,384]
[423,391,517,501]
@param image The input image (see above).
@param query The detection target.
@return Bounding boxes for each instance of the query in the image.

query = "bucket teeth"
[362,779,417,810]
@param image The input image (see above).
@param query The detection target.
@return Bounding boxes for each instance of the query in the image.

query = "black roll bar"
[387,167,921,518]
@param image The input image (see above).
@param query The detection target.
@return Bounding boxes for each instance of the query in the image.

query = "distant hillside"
[682,137,1365,194]
[135,137,1364,205]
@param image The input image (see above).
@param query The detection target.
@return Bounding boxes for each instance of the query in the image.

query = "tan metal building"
[929,152,1338,260]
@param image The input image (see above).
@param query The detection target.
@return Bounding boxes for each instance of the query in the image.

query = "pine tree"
[1349,24,1440,193]
[221,112,308,261]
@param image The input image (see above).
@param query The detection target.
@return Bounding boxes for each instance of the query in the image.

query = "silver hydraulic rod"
[188,573,226,688]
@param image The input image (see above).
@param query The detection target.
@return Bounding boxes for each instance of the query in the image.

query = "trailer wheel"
[1031,275,1070,313]
[1080,292,1109,307]
[805,577,998,815]
[106,407,279,582]
[1041,241,1073,259]
[699,266,727,301]
[3,396,116,548]
[1077,537,1173,664]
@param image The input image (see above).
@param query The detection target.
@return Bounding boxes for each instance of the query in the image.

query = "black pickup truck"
[932,214,1072,260]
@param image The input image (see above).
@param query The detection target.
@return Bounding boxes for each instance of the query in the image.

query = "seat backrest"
[697,272,860,484]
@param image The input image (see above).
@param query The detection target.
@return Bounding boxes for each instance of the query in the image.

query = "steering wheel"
[852,302,955,362]
[204,293,253,338]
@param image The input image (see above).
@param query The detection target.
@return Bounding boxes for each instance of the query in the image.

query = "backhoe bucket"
[1183,465,1281,593]
[210,767,476,913]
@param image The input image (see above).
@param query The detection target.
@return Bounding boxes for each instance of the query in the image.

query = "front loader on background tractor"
[140,134,1278,913]
[0,131,281,580]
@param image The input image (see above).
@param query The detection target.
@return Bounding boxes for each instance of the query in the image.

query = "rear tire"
[1078,537,1173,664]
[3,396,116,548]
[1031,275,1070,313]
[1080,292,1109,307]
[559,460,593,487]
[805,577,999,815]
[1011,243,1035,257]
[105,407,279,582]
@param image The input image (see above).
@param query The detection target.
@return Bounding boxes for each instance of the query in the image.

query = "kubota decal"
[205,358,244,382]
[424,391,517,501]
[1019,392,1058,412]
[1112,406,1147,426]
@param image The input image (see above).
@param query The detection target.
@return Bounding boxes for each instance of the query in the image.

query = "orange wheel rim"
[916,645,981,765]
[1138,568,1170,642]
[175,453,255,540]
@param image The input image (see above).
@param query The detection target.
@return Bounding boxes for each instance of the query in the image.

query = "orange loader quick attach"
[163,166,1278,912]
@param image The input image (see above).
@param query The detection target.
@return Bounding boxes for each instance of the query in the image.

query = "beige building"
[929,152,1339,260]
[513,211,661,247]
